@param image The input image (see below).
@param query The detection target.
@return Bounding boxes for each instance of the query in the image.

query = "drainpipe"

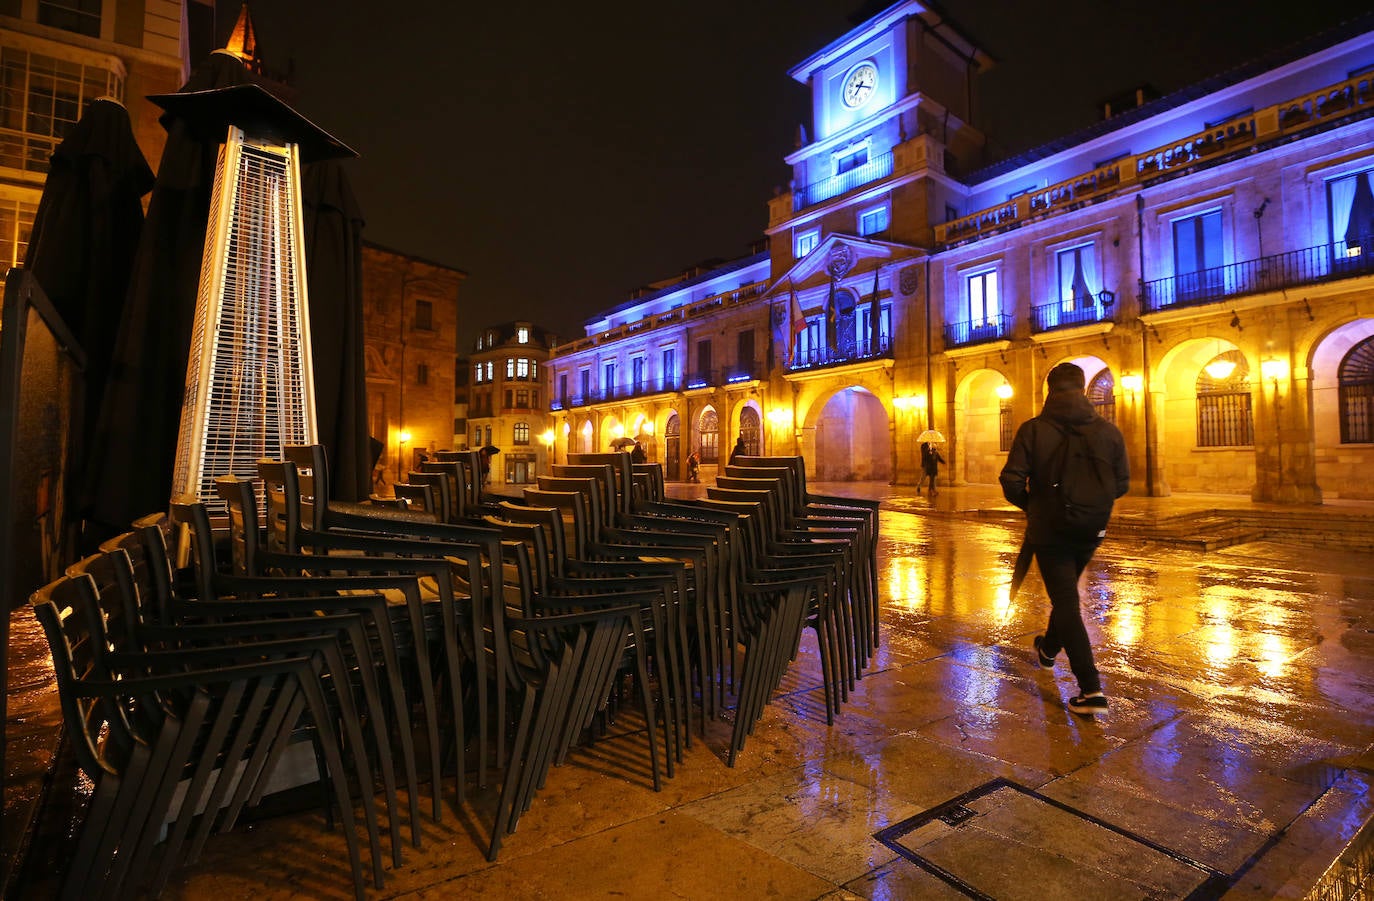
[1136,194,1155,496]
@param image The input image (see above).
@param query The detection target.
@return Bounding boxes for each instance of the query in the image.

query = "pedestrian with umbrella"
[916,429,944,496]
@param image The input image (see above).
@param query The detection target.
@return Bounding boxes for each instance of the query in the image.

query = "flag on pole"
[788,281,805,365]
[825,276,838,354]
[868,265,882,355]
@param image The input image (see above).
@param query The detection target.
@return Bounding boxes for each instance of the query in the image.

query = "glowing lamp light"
[1260,358,1289,381]
[611,422,625,438]
[581,421,593,436]
[642,421,655,436]
[995,383,1014,400]
[1119,373,1143,393]
[539,429,555,447]
[767,408,792,427]
[1204,359,1237,380]
[398,429,412,444]
[893,394,927,411]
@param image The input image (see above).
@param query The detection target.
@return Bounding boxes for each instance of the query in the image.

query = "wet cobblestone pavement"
[4,484,1372,899]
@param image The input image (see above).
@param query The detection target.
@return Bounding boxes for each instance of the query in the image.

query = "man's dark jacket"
[999,388,1130,544]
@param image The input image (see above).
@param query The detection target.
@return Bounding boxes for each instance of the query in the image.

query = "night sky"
[223,0,1372,351]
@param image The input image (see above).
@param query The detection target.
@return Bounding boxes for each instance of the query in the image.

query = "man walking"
[999,362,1129,716]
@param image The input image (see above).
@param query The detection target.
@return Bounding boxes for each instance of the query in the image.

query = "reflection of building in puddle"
[887,555,926,614]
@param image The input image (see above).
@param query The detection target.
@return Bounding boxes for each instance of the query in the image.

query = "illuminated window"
[1329,170,1374,258]
[506,358,515,378]
[517,326,529,343]
[0,198,37,291]
[858,204,889,236]
[0,45,123,173]
[699,408,719,463]
[514,422,530,445]
[836,145,868,174]
[795,229,819,259]
[516,389,529,408]
[1172,210,1223,301]
[999,399,1014,453]
[1057,244,1098,308]
[1196,353,1253,447]
[632,356,645,393]
[1339,336,1374,444]
[516,357,530,379]
[1088,369,1116,425]
[662,346,676,385]
[473,362,483,383]
[859,303,889,355]
[967,270,998,326]
[485,361,494,381]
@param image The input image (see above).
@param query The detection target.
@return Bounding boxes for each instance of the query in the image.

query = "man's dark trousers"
[1034,541,1101,694]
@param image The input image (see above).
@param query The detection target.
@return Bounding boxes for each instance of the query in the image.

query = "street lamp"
[995,382,1014,400]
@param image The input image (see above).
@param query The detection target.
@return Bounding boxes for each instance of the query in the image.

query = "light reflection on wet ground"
[4,486,1372,898]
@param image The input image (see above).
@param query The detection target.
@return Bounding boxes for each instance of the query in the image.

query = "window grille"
[999,400,1014,452]
[1196,351,1253,447]
[699,408,719,463]
[1339,336,1374,443]
[1088,369,1116,425]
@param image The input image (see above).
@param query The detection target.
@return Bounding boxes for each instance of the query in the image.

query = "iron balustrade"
[943,314,1010,348]
[787,334,891,371]
[1142,241,1374,312]
[685,369,716,390]
[794,152,895,211]
[1030,291,1116,332]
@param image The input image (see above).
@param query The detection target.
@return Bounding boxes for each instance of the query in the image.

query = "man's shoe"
[1068,693,1108,716]
[1032,635,1055,670]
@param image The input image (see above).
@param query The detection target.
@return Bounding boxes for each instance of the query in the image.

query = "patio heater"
[154,84,354,515]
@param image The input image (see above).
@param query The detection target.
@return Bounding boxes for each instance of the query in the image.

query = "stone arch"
[805,385,891,481]
[1310,317,1374,498]
[1154,335,1254,494]
[953,367,1012,485]
[577,418,594,454]
[732,398,763,456]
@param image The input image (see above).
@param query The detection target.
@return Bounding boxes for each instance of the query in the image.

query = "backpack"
[1040,418,1116,540]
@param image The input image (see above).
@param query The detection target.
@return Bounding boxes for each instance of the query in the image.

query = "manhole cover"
[875,778,1229,900]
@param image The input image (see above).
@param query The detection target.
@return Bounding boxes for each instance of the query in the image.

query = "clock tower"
[767,1,992,259]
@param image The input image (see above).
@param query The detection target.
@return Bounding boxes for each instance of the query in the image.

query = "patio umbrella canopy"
[23,98,153,553]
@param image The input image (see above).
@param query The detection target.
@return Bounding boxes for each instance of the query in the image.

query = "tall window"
[517,326,529,343]
[795,229,819,258]
[1057,245,1098,310]
[474,362,483,383]
[506,358,515,378]
[699,408,719,463]
[516,357,530,379]
[968,270,998,326]
[558,373,568,403]
[1173,210,1224,300]
[416,362,429,385]
[513,422,530,445]
[1330,170,1374,260]
[414,298,433,331]
[998,399,1015,452]
[1339,336,1374,443]
[0,46,121,173]
[516,389,529,408]
[859,303,890,355]
[739,406,761,455]
[632,356,645,393]
[735,329,754,378]
[858,203,890,237]
[39,0,101,37]
[603,360,616,391]
[0,198,36,290]
[579,369,590,398]
[696,339,712,378]
[1088,369,1116,424]
[485,361,494,381]
[1196,351,1253,447]
[662,346,676,387]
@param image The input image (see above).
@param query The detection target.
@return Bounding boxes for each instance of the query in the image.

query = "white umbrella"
[916,429,946,444]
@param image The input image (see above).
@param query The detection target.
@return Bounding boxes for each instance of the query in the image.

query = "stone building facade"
[469,321,556,486]
[362,241,465,488]
[550,2,1374,503]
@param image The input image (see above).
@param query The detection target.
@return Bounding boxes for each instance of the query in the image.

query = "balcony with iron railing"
[787,334,892,372]
[554,281,770,357]
[935,71,1374,247]
[553,372,686,409]
[1031,290,1117,332]
[794,152,895,212]
[943,313,1011,348]
[1142,240,1374,313]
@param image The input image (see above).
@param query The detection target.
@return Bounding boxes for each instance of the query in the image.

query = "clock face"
[842,62,878,109]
